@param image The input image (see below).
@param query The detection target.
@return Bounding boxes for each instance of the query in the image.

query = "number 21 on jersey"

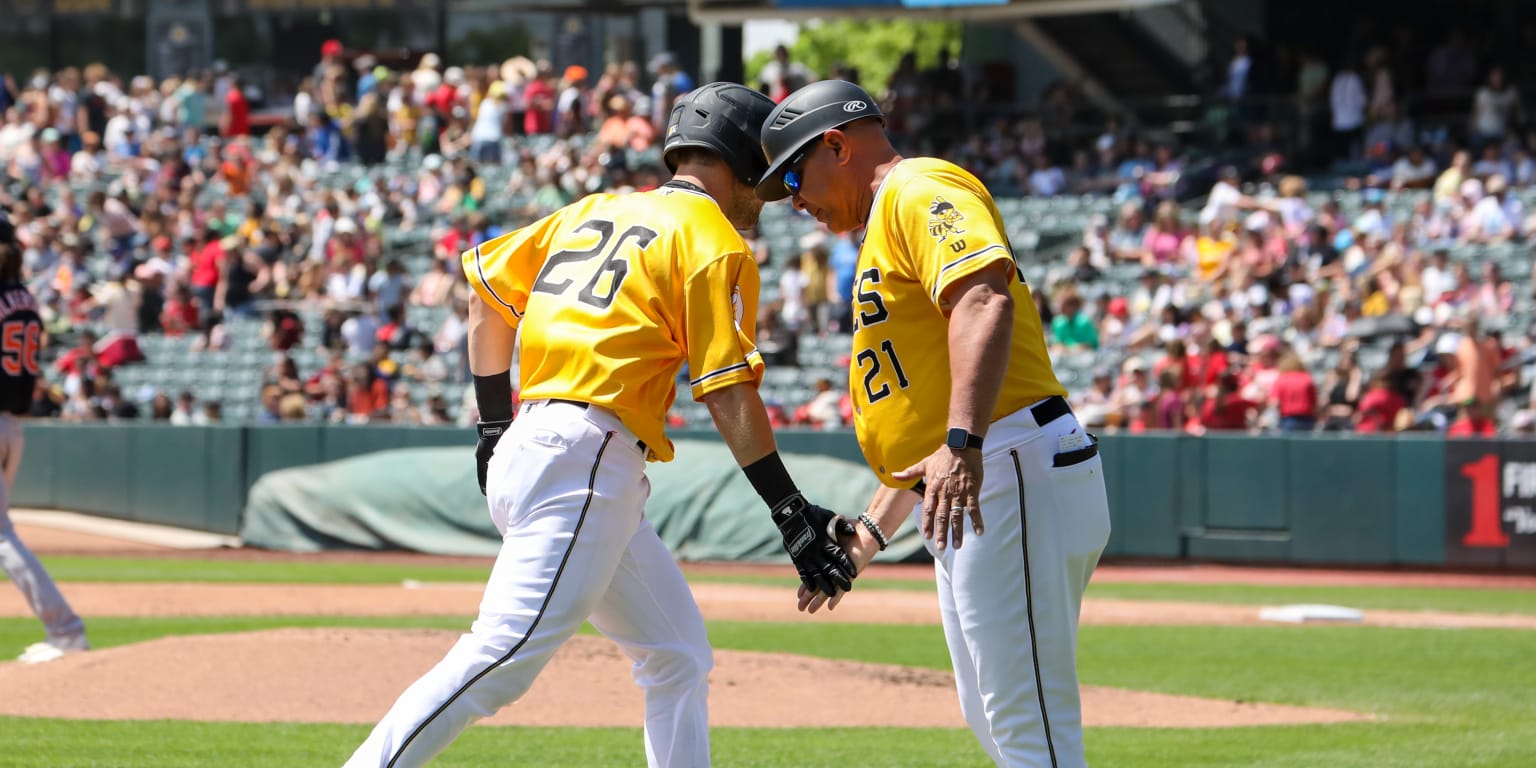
[852,268,909,402]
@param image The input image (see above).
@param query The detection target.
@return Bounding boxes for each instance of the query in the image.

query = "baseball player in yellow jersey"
[344,83,857,768]
[757,80,1112,767]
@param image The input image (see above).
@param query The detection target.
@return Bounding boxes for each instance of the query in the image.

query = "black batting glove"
[475,419,512,495]
[771,493,858,596]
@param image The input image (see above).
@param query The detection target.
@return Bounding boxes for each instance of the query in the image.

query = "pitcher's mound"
[0,628,1367,728]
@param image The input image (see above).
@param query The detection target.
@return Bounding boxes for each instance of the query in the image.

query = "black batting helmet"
[663,82,776,189]
[755,79,884,202]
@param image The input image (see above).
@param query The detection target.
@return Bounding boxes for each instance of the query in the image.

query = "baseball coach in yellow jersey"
[757,79,1112,768]
[344,83,857,768]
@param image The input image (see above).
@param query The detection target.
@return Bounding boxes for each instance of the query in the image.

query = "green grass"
[37,555,496,585]
[0,720,987,768]
[1085,581,1536,616]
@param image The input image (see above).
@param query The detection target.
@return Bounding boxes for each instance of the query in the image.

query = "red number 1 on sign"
[1460,454,1511,548]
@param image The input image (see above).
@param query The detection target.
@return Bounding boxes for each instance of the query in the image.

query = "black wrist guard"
[742,451,799,509]
[474,371,514,422]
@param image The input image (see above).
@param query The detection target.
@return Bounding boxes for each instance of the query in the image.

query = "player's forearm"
[466,292,517,377]
[701,382,778,467]
[946,281,1013,436]
[848,483,920,570]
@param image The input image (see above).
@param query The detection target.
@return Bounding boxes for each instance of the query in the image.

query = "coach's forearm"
[946,275,1013,437]
[467,292,517,376]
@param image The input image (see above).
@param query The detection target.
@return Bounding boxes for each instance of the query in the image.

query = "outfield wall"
[14,423,1533,570]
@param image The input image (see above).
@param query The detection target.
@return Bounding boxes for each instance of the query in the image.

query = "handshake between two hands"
[770,494,875,616]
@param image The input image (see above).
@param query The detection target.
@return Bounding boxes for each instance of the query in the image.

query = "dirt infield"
[0,628,1370,729]
[4,580,1532,630]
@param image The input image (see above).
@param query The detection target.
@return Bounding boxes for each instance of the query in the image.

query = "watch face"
[946,428,966,449]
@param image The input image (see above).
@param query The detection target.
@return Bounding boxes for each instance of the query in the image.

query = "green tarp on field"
[240,439,927,563]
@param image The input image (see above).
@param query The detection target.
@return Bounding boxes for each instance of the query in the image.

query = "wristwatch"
[946,427,983,451]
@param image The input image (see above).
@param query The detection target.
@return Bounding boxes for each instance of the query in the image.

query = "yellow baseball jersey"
[463,186,764,462]
[850,157,1066,486]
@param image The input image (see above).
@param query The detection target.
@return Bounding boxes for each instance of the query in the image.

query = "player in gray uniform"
[0,214,89,664]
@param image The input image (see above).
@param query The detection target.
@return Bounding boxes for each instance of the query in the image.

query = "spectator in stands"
[352,92,391,166]
[1272,350,1319,431]
[1152,369,1186,430]
[1433,149,1472,203]
[1391,145,1438,190]
[470,81,508,164]
[170,391,197,425]
[755,302,798,368]
[555,66,590,138]
[147,392,173,421]
[778,255,809,331]
[798,378,843,430]
[827,230,859,333]
[595,93,656,155]
[265,354,304,398]
[1050,292,1099,351]
[1073,368,1116,430]
[345,362,389,423]
[1472,144,1513,180]
[647,52,692,132]
[760,45,815,104]
[1330,58,1368,161]
[1139,201,1189,269]
[1201,371,1257,431]
[1355,369,1405,432]
[1319,345,1366,430]
[1470,66,1521,149]
[410,259,455,308]
[219,73,249,139]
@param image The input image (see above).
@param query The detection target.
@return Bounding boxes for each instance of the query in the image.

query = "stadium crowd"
[4,30,1536,435]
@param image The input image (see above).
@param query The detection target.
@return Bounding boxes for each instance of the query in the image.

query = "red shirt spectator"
[191,237,224,289]
[1448,413,1497,437]
[435,222,472,261]
[523,78,556,134]
[161,291,200,336]
[1191,343,1229,389]
[346,372,391,417]
[1355,376,1405,433]
[1198,393,1259,430]
[425,82,458,116]
[222,82,250,137]
[1272,369,1318,418]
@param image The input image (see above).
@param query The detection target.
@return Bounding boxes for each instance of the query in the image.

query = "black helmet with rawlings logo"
[663,82,777,188]
[755,79,884,202]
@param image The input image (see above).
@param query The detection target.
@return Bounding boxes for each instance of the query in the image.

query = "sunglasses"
[781,134,826,196]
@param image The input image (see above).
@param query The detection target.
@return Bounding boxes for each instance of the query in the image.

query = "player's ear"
[824,129,850,166]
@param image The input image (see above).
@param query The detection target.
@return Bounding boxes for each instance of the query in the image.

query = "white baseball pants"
[346,401,712,768]
[0,413,86,643]
[921,402,1111,768]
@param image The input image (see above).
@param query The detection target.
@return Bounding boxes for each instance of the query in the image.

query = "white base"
[1259,604,1366,624]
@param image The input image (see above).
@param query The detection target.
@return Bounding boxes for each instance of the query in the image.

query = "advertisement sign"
[1445,441,1536,568]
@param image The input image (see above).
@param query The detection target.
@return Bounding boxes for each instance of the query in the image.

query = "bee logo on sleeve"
[927,197,966,243]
